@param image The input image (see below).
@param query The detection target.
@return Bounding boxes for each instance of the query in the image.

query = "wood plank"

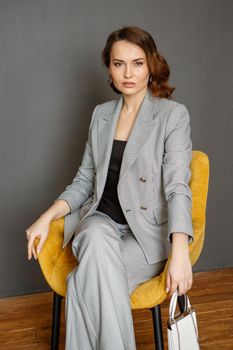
[0,268,232,349]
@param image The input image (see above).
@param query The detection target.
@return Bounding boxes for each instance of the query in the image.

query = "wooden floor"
[0,268,233,349]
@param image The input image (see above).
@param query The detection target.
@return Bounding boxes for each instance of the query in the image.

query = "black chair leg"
[150,304,164,350]
[51,292,63,350]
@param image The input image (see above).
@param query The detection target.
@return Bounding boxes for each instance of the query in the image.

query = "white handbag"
[167,290,201,350]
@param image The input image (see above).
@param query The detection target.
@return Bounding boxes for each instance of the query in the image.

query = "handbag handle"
[169,290,191,320]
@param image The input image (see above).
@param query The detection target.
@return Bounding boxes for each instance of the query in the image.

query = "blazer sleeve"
[54,104,99,213]
[162,103,194,245]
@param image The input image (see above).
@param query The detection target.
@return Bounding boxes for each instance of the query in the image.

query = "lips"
[122,82,135,87]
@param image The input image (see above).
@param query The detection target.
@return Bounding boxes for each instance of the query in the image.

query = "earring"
[149,74,153,84]
[108,74,113,84]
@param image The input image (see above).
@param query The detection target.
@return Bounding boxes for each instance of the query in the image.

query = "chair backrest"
[188,150,210,264]
[37,150,210,305]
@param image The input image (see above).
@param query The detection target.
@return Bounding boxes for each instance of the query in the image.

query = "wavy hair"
[101,26,175,98]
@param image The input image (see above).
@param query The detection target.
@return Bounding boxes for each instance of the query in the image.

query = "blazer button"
[139,177,146,182]
[140,206,147,210]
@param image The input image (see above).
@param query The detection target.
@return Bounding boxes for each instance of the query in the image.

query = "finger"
[27,239,31,259]
[169,281,178,297]
[28,235,35,260]
[188,277,193,288]
[36,237,46,254]
[178,283,186,296]
[187,279,193,290]
[26,230,30,240]
[32,244,37,260]
[187,283,192,291]
[166,272,171,293]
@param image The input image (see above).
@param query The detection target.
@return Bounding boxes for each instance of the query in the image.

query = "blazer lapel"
[96,89,160,199]
[96,94,123,199]
[119,90,160,181]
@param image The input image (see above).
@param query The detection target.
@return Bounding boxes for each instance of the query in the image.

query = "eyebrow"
[112,58,145,62]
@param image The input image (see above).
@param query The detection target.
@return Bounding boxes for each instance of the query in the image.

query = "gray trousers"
[65,209,167,350]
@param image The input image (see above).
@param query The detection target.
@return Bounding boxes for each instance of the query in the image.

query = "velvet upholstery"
[36,150,209,310]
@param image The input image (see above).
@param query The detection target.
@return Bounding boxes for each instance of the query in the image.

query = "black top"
[96,139,128,224]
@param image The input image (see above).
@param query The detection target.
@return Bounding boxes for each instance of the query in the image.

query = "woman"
[26,26,194,350]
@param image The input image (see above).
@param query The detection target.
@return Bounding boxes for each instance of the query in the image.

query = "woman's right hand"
[26,215,51,260]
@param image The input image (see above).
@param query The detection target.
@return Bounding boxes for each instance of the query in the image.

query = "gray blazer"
[55,88,194,265]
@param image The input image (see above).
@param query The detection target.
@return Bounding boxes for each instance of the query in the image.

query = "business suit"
[56,88,194,349]
[56,88,194,264]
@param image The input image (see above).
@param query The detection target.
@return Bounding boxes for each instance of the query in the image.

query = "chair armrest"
[35,217,77,297]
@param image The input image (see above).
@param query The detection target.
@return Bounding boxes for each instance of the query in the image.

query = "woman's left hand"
[166,250,193,297]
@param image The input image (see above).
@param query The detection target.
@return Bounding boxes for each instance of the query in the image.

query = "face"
[108,40,150,96]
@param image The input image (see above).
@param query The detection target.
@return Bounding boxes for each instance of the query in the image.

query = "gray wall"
[0,0,232,298]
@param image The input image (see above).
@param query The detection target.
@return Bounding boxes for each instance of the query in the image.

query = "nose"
[124,64,133,78]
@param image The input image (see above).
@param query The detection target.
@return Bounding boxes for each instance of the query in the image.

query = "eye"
[135,61,143,66]
[114,62,121,67]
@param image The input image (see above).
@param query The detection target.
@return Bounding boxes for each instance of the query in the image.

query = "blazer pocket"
[153,207,168,225]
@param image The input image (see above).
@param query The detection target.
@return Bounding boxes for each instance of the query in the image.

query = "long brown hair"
[101,26,175,99]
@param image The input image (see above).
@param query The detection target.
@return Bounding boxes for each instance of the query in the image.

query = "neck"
[121,88,148,113]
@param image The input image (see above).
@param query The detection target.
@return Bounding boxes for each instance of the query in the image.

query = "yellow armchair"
[36,150,209,350]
